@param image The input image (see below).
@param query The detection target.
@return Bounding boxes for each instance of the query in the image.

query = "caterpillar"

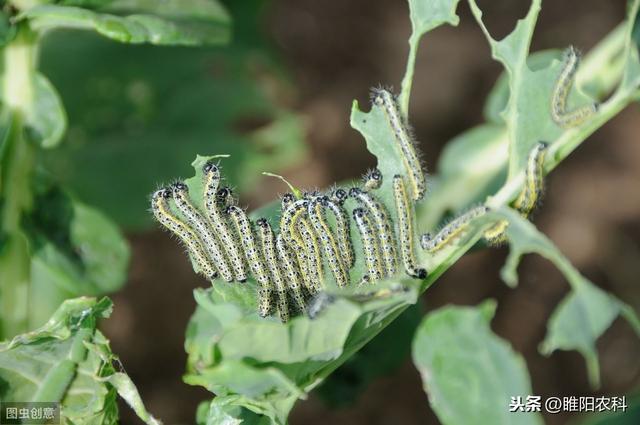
[353,208,384,283]
[421,206,489,253]
[226,205,274,317]
[483,141,549,245]
[203,163,248,282]
[513,142,549,216]
[371,88,426,200]
[551,46,598,128]
[298,218,324,294]
[349,187,397,277]
[362,168,383,191]
[172,182,234,282]
[308,197,349,287]
[321,191,355,269]
[275,233,307,313]
[256,218,290,323]
[483,219,509,246]
[216,186,237,208]
[392,175,428,279]
[307,284,410,319]
[151,188,217,279]
[281,194,315,294]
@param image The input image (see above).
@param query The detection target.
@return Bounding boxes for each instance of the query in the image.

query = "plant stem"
[0,25,38,339]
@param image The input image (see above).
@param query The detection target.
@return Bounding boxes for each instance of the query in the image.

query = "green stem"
[0,25,39,339]
[399,33,419,118]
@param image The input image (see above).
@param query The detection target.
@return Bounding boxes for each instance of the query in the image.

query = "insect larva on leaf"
[275,233,307,313]
[298,218,324,294]
[151,188,217,280]
[172,182,234,282]
[551,46,598,128]
[353,207,384,283]
[362,168,383,191]
[308,197,349,287]
[513,141,549,216]
[202,163,247,282]
[216,186,237,208]
[484,141,549,246]
[226,205,274,317]
[421,206,489,253]
[350,187,397,277]
[392,175,428,279]
[371,87,426,201]
[322,190,355,269]
[256,218,290,323]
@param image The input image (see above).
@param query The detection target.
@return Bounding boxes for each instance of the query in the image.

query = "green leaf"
[19,2,230,46]
[23,178,130,327]
[0,297,158,424]
[496,208,640,387]
[40,31,306,229]
[412,300,542,425]
[0,73,66,148]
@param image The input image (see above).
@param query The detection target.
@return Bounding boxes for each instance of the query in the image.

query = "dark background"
[93,1,640,423]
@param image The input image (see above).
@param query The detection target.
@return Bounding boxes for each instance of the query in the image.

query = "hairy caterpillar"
[353,208,384,283]
[308,197,349,287]
[484,142,549,245]
[172,182,234,282]
[281,194,315,294]
[551,46,598,128]
[216,186,237,208]
[362,168,383,191]
[326,188,355,268]
[226,205,274,317]
[513,142,549,216]
[392,175,428,279]
[151,188,218,279]
[298,218,324,293]
[275,233,307,313]
[349,187,397,277]
[371,88,426,200]
[256,218,289,322]
[307,284,410,319]
[203,163,247,282]
[421,206,489,253]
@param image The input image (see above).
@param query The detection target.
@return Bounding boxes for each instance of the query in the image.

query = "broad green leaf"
[496,208,640,387]
[19,3,230,46]
[24,178,130,327]
[412,300,542,425]
[0,297,158,424]
[105,0,229,23]
[40,31,306,229]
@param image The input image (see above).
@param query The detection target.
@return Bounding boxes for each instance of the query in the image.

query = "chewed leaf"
[539,281,635,387]
[401,0,463,114]
[496,208,640,387]
[412,300,542,425]
[0,297,158,424]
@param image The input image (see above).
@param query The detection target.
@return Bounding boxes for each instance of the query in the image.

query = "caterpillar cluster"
[152,74,558,321]
[551,46,598,128]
